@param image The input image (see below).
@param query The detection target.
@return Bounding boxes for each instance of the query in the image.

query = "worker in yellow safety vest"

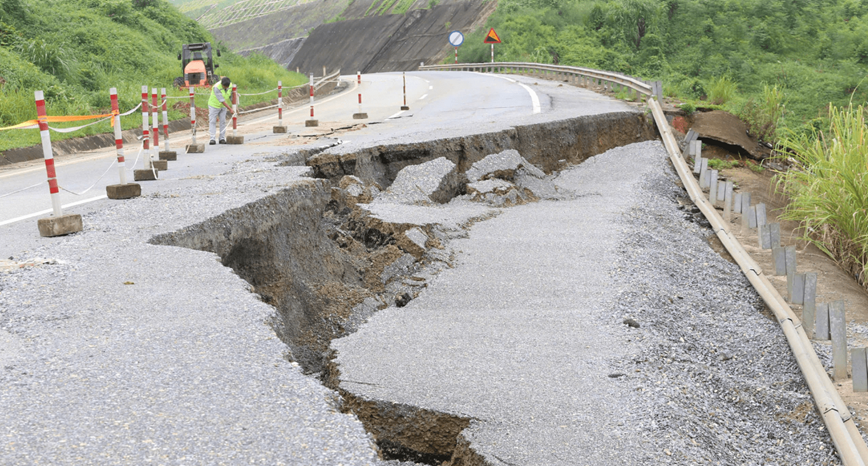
[208,77,233,145]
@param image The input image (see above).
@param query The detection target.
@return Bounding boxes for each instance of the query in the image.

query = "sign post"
[448,31,464,64]
[484,28,501,63]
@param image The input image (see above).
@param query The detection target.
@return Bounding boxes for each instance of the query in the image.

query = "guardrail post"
[709,170,719,204]
[306,73,318,127]
[804,272,818,338]
[159,88,176,161]
[150,89,167,171]
[854,348,868,392]
[723,181,734,220]
[274,80,287,133]
[770,222,781,248]
[187,87,205,153]
[353,71,368,119]
[105,87,141,200]
[831,300,848,382]
[816,302,830,340]
[134,85,156,181]
[226,84,244,144]
[785,245,797,301]
[33,90,83,237]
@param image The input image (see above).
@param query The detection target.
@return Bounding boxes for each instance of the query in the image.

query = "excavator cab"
[174,43,221,89]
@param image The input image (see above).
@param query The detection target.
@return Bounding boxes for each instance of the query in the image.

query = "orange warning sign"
[484,28,501,44]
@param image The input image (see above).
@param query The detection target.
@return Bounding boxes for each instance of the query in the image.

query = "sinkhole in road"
[150,111,656,465]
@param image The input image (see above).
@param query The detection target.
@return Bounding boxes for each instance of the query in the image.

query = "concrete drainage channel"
[149,112,656,464]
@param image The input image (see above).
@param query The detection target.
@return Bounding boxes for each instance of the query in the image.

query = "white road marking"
[386,111,406,120]
[419,94,428,100]
[517,83,541,114]
[0,195,108,227]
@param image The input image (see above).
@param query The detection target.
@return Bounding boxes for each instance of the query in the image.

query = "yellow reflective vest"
[208,83,232,109]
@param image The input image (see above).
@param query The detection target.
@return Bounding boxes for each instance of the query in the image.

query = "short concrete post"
[734,192,743,213]
[756,203,767,228]
[744,205,754,229]
[773,247,787,276]
[791,273,806,305]
[830,300,848,382]
[709,170,719,204]
[716,182,725,207]
[693,144,702,173]
[785,246,797,301]
[699,159,709,189]
[816,303,830,340]
[741,192,751,218]
[759,224,772,249]
[688,138,697,157]
[853,348,868,392]
[803,272,817,338]
[769,223,781,248]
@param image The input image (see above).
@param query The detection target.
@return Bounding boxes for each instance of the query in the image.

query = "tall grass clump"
[776,103,868,287]
[706,75,736,105]
[741,84,787,142]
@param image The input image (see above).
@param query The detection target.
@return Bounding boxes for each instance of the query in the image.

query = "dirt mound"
[691,110,768,160]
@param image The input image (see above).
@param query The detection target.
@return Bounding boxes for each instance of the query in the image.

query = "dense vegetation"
[0,0,304,152]
[459,0,868,140]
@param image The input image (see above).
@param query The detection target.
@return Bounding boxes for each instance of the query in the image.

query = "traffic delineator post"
[226,83,244,144]
[273,80,287,133]
[34,90,83,237]
[105,87,141,200]
[186,87,205,153]
[401,72,410,110]
[159,87,177,161]
[149,89,168,171]
[134,85,157,181]
[353,71,368,120]
[305,73,318,127]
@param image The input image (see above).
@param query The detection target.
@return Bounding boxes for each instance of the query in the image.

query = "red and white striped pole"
[141,86,150,166]
[357,71,362,114]
[277,80,283,126]
[189,87,197,145]
[454,46,458,64]
[109,88,127,185]
[151,88,159,154]
[490,43,494,63]
[35,90,62,217]
[231,83,238,138]
[309,73,315,119]
[160,87,170,152]
[401,72,409,110]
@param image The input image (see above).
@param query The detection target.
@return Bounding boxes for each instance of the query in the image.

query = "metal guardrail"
[314,69,341,90]
[419,62,660,98]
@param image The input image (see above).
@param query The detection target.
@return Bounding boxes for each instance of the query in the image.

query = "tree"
[611,0,660,51]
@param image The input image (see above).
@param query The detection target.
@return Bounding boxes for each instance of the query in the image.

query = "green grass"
[0,0,304,153]
[707,158,739,170]
[776,103,868,287]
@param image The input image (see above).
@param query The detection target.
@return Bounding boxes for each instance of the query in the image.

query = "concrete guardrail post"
[803,272,818,338]
[831,300,848,382]
[854,348,868,392]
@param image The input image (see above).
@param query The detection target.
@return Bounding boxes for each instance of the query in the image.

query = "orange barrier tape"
[0,110,118,132]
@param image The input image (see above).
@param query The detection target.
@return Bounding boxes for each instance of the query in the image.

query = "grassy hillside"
[458,0,868,140]
[0,0,304,152]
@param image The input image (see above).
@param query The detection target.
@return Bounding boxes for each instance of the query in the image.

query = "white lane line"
[386,110,406,120]
[419,94,428,100]
[477,72,516,83]
[0,195,108,227]
[517,83,541,114]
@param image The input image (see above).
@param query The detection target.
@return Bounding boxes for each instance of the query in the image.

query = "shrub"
[707,75,736,105]
[679,102,696,114]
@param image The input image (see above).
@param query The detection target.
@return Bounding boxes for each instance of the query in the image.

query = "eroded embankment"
[150,112,657,464]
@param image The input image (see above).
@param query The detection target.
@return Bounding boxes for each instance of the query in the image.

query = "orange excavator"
[174,42,221,88]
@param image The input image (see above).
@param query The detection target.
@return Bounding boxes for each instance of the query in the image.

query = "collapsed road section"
[0,106,845,465]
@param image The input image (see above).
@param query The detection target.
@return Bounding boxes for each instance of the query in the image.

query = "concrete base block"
[134,169,158,181]
[226,135,244,144]
[38,214,83,237]
[401,106,410,111]
[186,143,205,153]
[106,183,141,200]
[305,120,319,127]
[352,113,368,119]
[273,126,288,133]
[152,160,168,171]
[853,348,868,392]
[804,272,818,338]
[158,151,177,161]
[773,247,787,276]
